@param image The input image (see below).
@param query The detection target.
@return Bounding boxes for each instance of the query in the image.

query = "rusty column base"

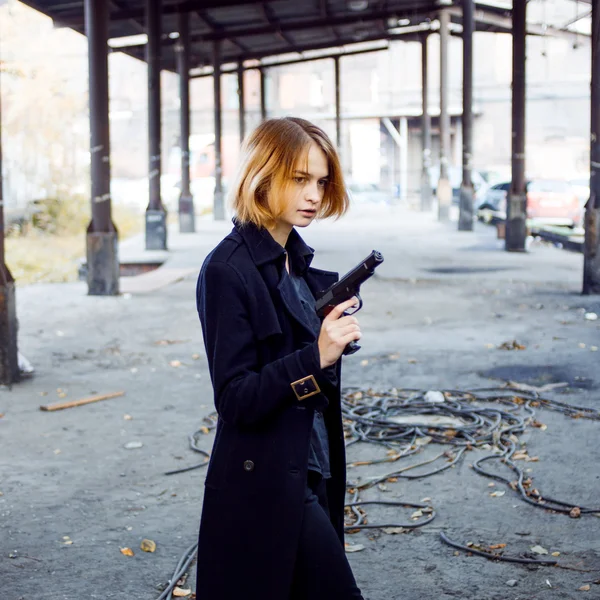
[420,172,433,212]
[437,177,452,221]
[179,193,195,233]
[146,209,168,250]
[86,230,119,296]
[0,267,19,386]
[505,192,528,252]
[583,207,600,295]
[458,184,474,231]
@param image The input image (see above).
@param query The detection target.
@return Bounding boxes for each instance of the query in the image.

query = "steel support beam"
[437,10,452,221]
[259,67,267,121]
[145,0,167,249]
[238,62,246,144]
[334,56,341,150]
[0,68,19,386]
[583,1,600,294]
[213,40,225,221]
[177,11,195,233]
[420,33,432,212]
[506,0,527,252]
[458,0,475,231]
[85,0,119,296]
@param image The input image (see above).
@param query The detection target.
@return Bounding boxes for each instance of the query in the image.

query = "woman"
[196,117,365,600]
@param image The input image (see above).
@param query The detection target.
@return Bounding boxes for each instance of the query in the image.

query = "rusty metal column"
[213,40,225,221]
[420,33,432,211]
[85,0,119,296]
[177,11,194,233]
[437,10,452,221]
[238,63,246,144]
[146,0,167,249]
[0,67,19,385]
[506,0,527,252]
[259,67,267,121]
[334,56,341,149]
[458,0,474,231]
[584,2,600,294]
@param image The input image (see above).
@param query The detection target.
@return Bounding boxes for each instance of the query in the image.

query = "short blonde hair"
[230,117,349,229]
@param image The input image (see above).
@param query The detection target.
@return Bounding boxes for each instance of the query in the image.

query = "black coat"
[195,221,346,599]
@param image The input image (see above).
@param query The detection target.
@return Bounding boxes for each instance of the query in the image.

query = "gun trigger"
[346,294,363,315]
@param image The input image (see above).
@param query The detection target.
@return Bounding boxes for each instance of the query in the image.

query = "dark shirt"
[286,267,334,480]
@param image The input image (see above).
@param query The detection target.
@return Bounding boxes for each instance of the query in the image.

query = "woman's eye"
[294,177,305,184]
[318,180,328,188]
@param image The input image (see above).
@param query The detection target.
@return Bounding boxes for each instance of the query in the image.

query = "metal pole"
[506,0,527,252]
[583,1,600,293]
[84,0,119,295]
[334,56,341,149]
[145,0,167,249]
[420,33,432,212]
[213,40,225,221]
[238,62,246,144]
[259,67,267,121]
[177,11,195,233]
[0,59,19,385]
[458,0,475,231]
[437,10,452,221]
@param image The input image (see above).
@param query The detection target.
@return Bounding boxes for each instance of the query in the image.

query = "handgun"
[315,250,384,355]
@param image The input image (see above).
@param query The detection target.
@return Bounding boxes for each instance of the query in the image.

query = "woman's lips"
[299,209,316,216]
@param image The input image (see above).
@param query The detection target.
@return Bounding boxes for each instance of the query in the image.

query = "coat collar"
[233,219,315,274]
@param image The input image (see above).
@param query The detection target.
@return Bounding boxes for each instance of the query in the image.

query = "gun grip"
[343,340,361,356]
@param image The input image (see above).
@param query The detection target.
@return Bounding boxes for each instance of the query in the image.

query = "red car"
[526,179,581,227]
[478,179,581,227]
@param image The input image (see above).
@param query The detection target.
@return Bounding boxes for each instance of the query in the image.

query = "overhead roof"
[19,1,588,72]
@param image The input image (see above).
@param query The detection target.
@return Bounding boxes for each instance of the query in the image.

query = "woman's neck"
[270,222,293,248]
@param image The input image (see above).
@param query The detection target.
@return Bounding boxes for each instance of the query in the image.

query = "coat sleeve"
[198,259,331,428]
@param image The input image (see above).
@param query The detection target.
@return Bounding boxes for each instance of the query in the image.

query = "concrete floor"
[1,204,599,600]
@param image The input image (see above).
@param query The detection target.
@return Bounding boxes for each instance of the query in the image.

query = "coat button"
[243,460,255,472]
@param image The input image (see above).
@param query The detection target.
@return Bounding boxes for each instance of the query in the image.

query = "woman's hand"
[317,298,361,369]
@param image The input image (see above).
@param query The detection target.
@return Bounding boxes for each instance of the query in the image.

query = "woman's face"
[275,142,329,232]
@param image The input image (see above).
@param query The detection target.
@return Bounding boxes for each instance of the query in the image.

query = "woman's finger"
[323,297,359,322]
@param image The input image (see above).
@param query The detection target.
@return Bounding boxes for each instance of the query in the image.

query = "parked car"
[347,182,392,205]
[477,179,581,227]
[429,166,489,207]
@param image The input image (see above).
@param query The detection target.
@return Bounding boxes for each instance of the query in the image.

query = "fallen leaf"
[54,449,61,455]
[120,547,134,556]
[344,543,365,553]
[124,441,143,450]
[551,552,560,557]
[584,312,598,321]
[191,354,201,360]
[377,483,388,492]
[531,545,549,555]
[387,477,398,483]
[169,360,182,368]
[140,539,156,553]
[421,497,431,502]
[123,414,133,421]
[579,585,591,592]
[411,510,423,519]
[360,360,369,366]
[382,527,406,534]
[172,587,192,597]
[579,343,587,349]
[199,426,210,434]
[488,483,496,488]
[407,358,418,364]
[570,507,582,519]
[489,543,507,550]
[490,491,505,497]
[0,413,4,419]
